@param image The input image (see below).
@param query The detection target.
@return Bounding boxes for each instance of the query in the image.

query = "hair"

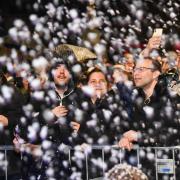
[106,164,148,180]
[141,57,162,73]
[46,53,71,91]
[50,51,72,70]
[86,67,108,84]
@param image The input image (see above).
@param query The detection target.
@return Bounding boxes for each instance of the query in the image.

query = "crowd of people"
[0,33,179,180]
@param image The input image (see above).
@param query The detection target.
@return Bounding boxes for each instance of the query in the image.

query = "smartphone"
[152,28,163,37]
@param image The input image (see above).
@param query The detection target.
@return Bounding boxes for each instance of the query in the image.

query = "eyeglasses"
[133,67,155,73]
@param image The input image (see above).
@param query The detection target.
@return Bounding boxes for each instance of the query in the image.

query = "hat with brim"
[54,44,97,63]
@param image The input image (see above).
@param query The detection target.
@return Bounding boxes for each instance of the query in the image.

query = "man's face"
[133,59,158,88]
[88,72,108,98]
[53,64,71,86]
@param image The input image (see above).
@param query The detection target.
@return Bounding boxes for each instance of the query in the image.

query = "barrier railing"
[68,145,180,180]
[0,145,15,180]
[0,145,180,180]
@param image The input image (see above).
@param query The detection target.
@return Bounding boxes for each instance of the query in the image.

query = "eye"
[90,80,96,84]
[99,80,106,84]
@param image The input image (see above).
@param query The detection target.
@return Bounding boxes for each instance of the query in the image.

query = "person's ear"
[153,70,160,79]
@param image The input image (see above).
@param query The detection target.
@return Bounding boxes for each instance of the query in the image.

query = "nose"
[59,67,65,74]
[133,71,141,80]
[95,82,103,89]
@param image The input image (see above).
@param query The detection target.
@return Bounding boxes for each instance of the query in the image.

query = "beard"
[55,82,68,89]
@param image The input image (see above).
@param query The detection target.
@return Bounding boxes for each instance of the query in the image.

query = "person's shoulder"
[70,87,91,106]
[132,87,144,99]
[74,87,82,94]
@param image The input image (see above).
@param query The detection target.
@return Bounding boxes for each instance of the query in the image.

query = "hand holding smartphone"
[140,28,163,56]
[147,28,163,49]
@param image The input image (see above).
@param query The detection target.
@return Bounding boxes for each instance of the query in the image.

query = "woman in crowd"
[76,66,132,179]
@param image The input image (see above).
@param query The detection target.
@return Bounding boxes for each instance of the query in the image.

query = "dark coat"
[129,79,180,180]
[0,84,24,177]
[131,80,180,147]
[17,85,83,179]
[18,85,82,146]
[73,89,133,179]
[77,88,132,146]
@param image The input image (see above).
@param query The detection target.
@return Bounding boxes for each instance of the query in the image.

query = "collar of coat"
[55,88,74,99]
[137,80,168,105]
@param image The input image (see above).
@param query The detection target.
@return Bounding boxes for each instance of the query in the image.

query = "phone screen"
[152,28,163,37]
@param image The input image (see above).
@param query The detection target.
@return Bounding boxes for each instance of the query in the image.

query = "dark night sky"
[0,0,179,53]
[0,0,179,35]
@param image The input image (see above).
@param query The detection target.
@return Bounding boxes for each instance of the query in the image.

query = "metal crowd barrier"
[0,145,15,180]
[69,145,180,180]
[0,145,180,180]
